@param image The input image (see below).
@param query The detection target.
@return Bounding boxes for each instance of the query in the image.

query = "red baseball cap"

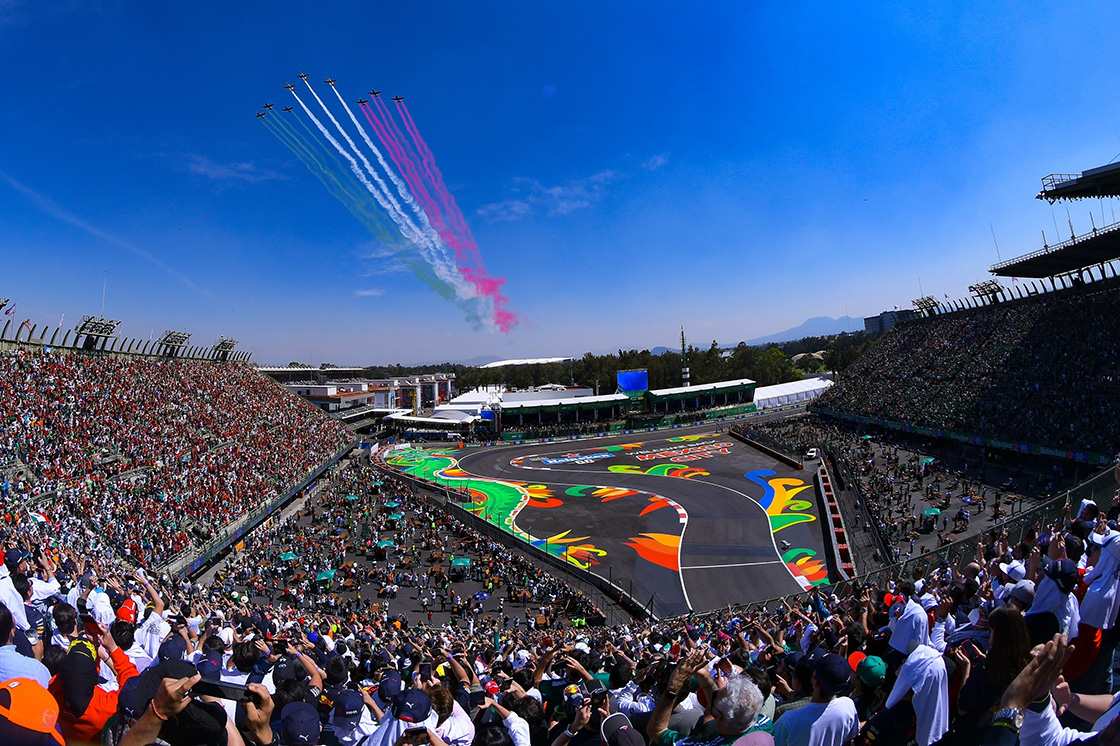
[116,599,139,624]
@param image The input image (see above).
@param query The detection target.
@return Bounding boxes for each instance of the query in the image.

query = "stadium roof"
[1037,161,1120,202]
[478,357,573,369]
[990,220,1120,278]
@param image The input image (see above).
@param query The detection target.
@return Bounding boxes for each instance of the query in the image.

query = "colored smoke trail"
[262,77,517,332]
[290,85,471,304]
[394,100,517,331]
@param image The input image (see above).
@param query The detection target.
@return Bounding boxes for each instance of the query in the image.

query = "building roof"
[478,357,574,369]
[1037,161,1120,202]
[647,378,756,402]
[990,220,1120,278]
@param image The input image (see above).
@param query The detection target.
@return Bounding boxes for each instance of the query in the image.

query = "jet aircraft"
[391,96,404,102]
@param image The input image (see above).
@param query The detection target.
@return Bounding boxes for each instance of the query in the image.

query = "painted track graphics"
[385,426,828,616]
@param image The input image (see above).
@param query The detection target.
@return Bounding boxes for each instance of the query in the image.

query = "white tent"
[753,377,832,409]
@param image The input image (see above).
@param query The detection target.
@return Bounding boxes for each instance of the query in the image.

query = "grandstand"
[813,276,1120,463]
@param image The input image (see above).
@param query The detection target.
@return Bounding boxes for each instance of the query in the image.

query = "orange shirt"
[49,647,138,745]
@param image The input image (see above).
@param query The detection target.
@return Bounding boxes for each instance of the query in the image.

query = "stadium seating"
[0,349,352,566]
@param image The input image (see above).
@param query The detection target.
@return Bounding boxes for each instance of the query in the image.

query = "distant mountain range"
[408,317,863,367]
[744,316,863,346]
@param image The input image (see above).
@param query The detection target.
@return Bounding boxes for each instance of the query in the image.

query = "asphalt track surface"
[453,424,825,617]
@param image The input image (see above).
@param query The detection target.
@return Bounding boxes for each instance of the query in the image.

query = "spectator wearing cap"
[1024,551,1080,642]
[0,677,65,745]
[550,678,610,746]
[0,604,50,687]
[282,701,323,745]
[1006,581,1036,614]
[48,627,138,743]
[772,653,813,722]
[648,652,767,746]
[772,654,858,746]
[366,689,439,746]
[331,689,379,746]
[0,548,31,632]
[847,655,885,724]
[884,581,928,669]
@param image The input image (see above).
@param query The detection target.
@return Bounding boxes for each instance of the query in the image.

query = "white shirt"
[773,697,859,746]
[0,566,29,631]
[886,645,948,746]
[434,702,475,746]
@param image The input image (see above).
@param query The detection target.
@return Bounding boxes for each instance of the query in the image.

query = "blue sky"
[2,2,1119,365]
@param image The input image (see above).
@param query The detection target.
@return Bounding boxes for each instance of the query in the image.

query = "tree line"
[317,331,879,394]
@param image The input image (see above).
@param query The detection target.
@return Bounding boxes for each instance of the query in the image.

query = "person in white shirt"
[773,654,859,746]
[885,643,949,746]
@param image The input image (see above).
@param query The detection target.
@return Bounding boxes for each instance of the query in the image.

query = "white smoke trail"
[290,86,469,298]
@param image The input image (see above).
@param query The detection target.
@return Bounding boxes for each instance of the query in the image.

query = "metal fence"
[672,464,1119,623]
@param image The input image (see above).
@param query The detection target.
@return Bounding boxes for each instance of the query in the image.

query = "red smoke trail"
[396,101,481,266]
[390,101,517,332]
[364,101,455,249]
[365,100,518,333]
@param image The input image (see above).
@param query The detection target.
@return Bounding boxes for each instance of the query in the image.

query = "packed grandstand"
[0,274,1118,746]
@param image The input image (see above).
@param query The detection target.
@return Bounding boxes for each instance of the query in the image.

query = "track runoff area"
[383,423,828,618]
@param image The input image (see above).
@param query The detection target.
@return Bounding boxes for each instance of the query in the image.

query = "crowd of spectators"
[1,448,1120,745]
[816,285,1120,455]
[752,416,1076,565]
[0,348,353,568]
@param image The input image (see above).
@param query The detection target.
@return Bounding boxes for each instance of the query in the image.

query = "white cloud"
[183,154,283,183]
[642,153,670,171]
[354,288,384,297]
[477,169,622,222]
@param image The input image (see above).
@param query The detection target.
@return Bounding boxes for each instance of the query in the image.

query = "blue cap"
[394,689,432,723]
[281,702,321,745]
[333,690,364,730]
[379,669,403,702]
[814,653,852,695]
[198,650,223,682]
[158,635,187,662]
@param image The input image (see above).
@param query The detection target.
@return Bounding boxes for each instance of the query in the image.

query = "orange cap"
[0,678,65,745]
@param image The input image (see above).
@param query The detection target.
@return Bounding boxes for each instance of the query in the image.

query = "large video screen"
[616,369,649,393]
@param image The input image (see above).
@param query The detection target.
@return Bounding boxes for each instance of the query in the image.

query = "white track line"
[681,560,784,570]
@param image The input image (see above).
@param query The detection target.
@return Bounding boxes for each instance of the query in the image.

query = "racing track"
[447,424,829,617]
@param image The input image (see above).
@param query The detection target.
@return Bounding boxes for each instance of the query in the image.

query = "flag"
[58,313,65,327]
[3,304,12,316]
[19,319,31,333]
[28,512,49,525]
[894,305,900,311]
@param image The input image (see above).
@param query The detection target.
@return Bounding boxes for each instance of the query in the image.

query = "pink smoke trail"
[396,101,481,265]
[363,102,454,249]
[363,101,518,333]
[389,101,517,332]
[372,98,470,256]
